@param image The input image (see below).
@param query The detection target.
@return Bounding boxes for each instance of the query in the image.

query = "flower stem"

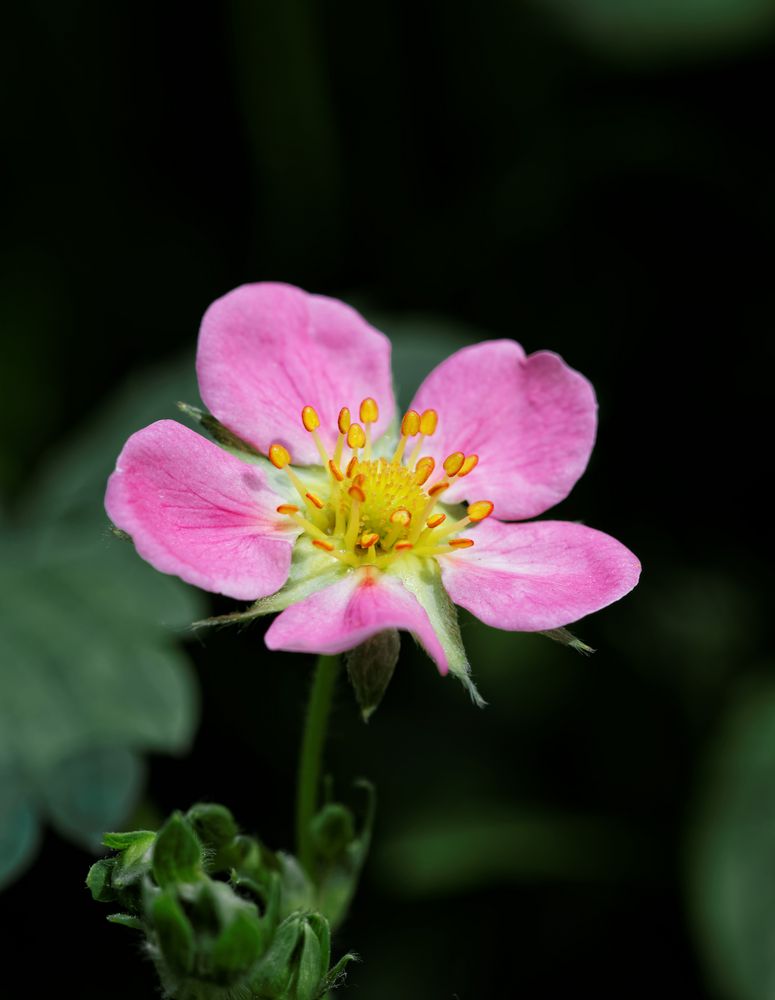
[296,653,340,876]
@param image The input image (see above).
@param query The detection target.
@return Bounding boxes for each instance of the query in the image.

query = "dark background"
[2,2,774,997]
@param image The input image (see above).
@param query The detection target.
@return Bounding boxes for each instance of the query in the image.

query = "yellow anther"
[443,451,465,477]
[348,484,366,503]
[305,492,325,510]
[449,537,475,548]
[360,531,380,549]
[414,456,435,485]
[395,540,414,551]
[401,410,421,436]
[347,423,366,449]
[338,407,351,434]
[313,539,335,552]
[419,409,438,435]
[467,500,494,522]
[360,397,379,424]
[427,513,446,529]
[428,481,449,497]
[458,454,479,477]
[328,460,344,482]
[390,507,412,526]
[269,443,291,468]
[276,504,299,515]
[301,405,320,432]
[345,456,359,478]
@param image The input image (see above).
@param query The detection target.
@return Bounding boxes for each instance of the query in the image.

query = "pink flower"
[106,283,640,702]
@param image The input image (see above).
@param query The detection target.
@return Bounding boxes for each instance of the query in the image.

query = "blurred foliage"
[0,357,204,889]
[539,0,775,58]
[690,682,775,1000]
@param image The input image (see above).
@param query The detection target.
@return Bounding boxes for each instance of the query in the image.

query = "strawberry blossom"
[106,283,640,702]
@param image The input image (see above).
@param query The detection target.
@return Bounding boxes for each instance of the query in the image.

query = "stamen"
[345,485,363,549]
[419,409,438,435]
[301,404,330,465]
[348,483,366,503]
[467,500,494,522]
[382,507,412,549]
[345,456,358,478]
[313,539,335,552]
[305,492,325,510]
[347,423,366,450]
[360,398,378,461]
[448,537,474,548]
[414,456,435,485]
[427,513,446,528]
[458,454,479,477]
[443,451,465,477]
[360,532,380,549]
[428,481,449,497]
[276,504,299,515]
[394,540,414,551]
[392,410,420,462]
[269,443,314,504]
[334,407,350,465]
[328,459,344,482]
[409,481,449,543]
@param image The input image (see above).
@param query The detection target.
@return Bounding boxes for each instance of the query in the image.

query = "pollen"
[271,396,489,568]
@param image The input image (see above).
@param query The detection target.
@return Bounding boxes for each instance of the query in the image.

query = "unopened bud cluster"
[86,802,369,1000]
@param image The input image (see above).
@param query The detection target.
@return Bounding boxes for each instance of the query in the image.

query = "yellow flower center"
[269,398,493,569]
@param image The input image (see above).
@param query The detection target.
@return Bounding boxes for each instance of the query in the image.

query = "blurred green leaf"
[689,680,775,1000]
[0,355,204,888]
[538,0,775,58]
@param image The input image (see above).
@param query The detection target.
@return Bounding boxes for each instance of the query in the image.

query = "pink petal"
[440,518,640,631]
[105,420,299,601]
[410,340,597,519]
[264,568,449,673]
[197,283,396,465]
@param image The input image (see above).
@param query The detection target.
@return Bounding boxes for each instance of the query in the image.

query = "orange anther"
[428,481,449,497]
[414,456,435,485]
[345,456,359,478]
[328,459,344,482]
[338,407,351,434]
[458,454,479,477]
[390,507,412,526]
[313,539,335,552]
[449,537,475,548]
[419,409,438,435]
[443,451,465,477]
[427,513,446,529]
[359,397,379,424]
[359,531,380,549]
[276,504,300,515]
[401,410,421,436]
[269,443,291,469]
[347,423,366,449]
[301,405,320,432]
[394,541,414,551]
[467,500,494,522]
[305,492,325,510]
[348,484,366,503]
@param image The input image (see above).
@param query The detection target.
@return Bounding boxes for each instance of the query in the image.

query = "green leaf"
[689,681,775,1000]
[153,813,203,887]
[106,912,144,930]
[103,829,157,851]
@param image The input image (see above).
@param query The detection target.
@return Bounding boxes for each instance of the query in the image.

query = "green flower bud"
[153,813,203,888]
[292,921,322,1000]
[250,914,303,998]
[210,908,265,985]
[86,858,117,902]
[310,804,356,863]
[186,803,239,854]
[107,830,156,893]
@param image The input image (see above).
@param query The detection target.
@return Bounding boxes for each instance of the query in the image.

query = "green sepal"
[249,914,303,997]
[293,921,322,1000]
[86,858,117,902]
[389,556,486,706]
[540,627,595,655]
[107,912,144,930]
[306,913,331,985]
[345,629,400,721]
[324,951,359,991]
[153,890,196,976]
[177,402,262,459]
[153,812,203,887]
[109,830,157,893]
[210,909,265,985]
[103,829,156,851]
